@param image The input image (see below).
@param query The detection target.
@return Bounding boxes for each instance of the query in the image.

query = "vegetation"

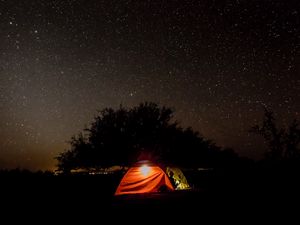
[250,108,300,161]
[56,102,240,172]
[55,104,300,174]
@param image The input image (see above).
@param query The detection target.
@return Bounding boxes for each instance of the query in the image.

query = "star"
[0,0,299,170]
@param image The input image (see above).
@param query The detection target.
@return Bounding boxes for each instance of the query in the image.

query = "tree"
[250,108,300,161]
[285,119,300,159]
[56,102,235,172]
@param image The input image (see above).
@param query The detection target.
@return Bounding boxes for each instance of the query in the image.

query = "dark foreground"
[1,166,299,221]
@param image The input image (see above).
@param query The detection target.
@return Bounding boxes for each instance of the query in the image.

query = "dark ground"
[1,166,299,222]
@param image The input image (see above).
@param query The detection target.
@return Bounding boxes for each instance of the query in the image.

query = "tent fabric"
[115,162,174,195]
[166,167,190,190]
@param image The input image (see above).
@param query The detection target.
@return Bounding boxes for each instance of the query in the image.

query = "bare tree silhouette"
[250,108,300,161]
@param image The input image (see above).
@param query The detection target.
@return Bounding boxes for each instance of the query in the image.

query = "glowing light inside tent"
[140,165,151,176]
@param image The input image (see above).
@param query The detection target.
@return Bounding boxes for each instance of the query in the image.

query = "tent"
[166,167,190,190]
[115,160,174,195]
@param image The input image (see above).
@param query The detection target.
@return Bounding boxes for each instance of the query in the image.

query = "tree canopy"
[56,102,239,172]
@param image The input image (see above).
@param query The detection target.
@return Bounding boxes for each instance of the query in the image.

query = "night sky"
[1,0,299,171]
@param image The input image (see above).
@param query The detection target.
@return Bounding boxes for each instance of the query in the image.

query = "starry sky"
[1,0,299,171]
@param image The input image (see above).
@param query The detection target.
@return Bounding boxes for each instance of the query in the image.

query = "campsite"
[1,1,299,220]
[1,161,299,218]
[1,103,299,217]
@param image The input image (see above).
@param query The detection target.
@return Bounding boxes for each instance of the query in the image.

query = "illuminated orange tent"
[115,161,174,195]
